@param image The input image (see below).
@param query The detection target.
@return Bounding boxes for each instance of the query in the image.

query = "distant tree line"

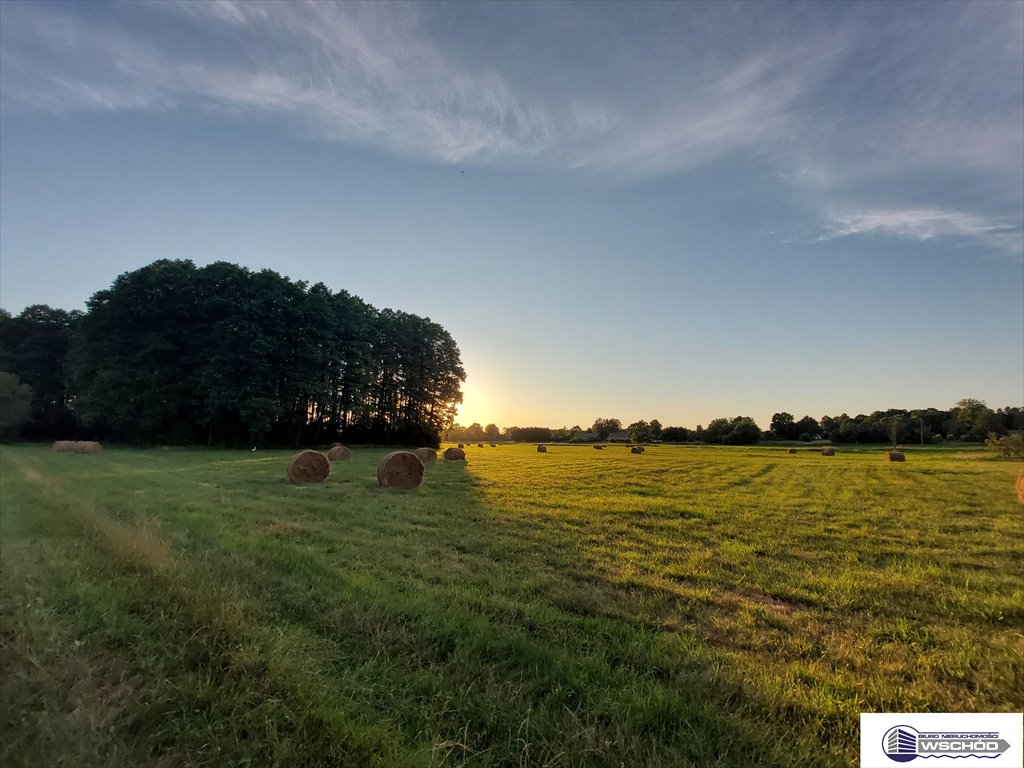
[0,259,466,447]
[445,422,501,443]
[443,400,1022,446]
[770,401,1021,444]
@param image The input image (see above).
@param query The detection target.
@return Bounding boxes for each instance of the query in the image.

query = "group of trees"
[442,399,1022,447]
[772,401,1021,444]
[444,422,501,443]
[0,304,79,440]
[769,412,824,442]
[0,259,466,447]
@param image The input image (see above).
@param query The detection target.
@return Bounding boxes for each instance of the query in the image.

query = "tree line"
[0,259,466,447]
[446,401,1022,446]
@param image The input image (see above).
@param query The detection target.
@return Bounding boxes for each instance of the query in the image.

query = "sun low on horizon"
[454,377,497,428]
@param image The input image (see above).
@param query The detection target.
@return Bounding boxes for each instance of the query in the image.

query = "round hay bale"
[52,440,76,452]
[1016,465,1024,504]
[377,451,424,489]
[73,441,103,454]
[821,447,835,456]
[477,443,484,448]
[630,446,644,454]
[287,450,331,483]
[537,445,547,453]
[413,447,437,464]
[594,444,604,450]
[457,443,464,449]
[787,448,797,454]
[327,445,352,461]
[443,447,466,461]
[489,443,496,447]
[886,451,905,462]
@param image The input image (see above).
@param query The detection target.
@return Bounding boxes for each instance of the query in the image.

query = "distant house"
[570,432,599,442]
[607,431,631,443]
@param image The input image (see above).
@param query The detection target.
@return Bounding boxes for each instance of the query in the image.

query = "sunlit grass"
[1,443,1020,767]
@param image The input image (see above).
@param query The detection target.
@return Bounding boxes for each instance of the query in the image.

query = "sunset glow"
[454,378,494,428]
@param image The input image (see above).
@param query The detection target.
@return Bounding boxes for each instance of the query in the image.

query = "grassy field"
[1,443,1021,767]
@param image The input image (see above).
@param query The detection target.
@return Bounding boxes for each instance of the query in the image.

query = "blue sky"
[1,0,1021,429]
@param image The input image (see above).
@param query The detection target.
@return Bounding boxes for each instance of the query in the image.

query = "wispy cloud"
[0,1,553,163]
[774,2,1023,191]
[570,44,839,177]
[1,0,1020,256]
[0,0,850,172]
[818,207,1023,256]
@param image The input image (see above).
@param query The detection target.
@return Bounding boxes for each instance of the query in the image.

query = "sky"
[1,0,1022,431]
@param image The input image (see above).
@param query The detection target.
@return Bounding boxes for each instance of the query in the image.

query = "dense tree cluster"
[0,260,465,447]
[0,304,79,439]
[769,412,822,441]
[505,426,554,443]
[660,426,691,442]
[444,422,502,443]
[0,372,33,437]
[703,416,762,445]
[626,420,663,443]
[590,418,622,440]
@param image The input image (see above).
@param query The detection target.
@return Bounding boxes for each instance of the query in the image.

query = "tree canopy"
[704,416,762,445]
[590,418,622,440]
[0,372,33,436]
[0,305,79,439]
[2,260,465,446]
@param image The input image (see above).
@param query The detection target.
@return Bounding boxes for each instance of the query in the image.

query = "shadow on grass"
[0,446,851,767]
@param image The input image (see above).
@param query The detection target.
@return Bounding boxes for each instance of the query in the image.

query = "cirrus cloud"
[1,0,1020,256]
[819,207,1022,256]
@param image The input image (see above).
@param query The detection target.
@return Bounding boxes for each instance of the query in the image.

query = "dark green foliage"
[0,305,79,439]
[660,426,690,442]
[72,260,202,442]
[0,372,33,436]
[705,416,761,445]
[770,412,795,438]
[23,259,464,446]
[795,415,820,438]
[771,413,819,441]
[507,426,553,442]
[948,398,1004,442]
[590,418,622,440]
[627,420,652,443]
[820,401,1017,444]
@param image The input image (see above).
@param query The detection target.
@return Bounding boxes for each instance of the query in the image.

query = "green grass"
[1,443,1020,767]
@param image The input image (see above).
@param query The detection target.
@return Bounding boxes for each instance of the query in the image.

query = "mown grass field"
[1,443,1021,767]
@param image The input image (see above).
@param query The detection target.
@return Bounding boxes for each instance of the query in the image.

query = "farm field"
[1,443,1021,768]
